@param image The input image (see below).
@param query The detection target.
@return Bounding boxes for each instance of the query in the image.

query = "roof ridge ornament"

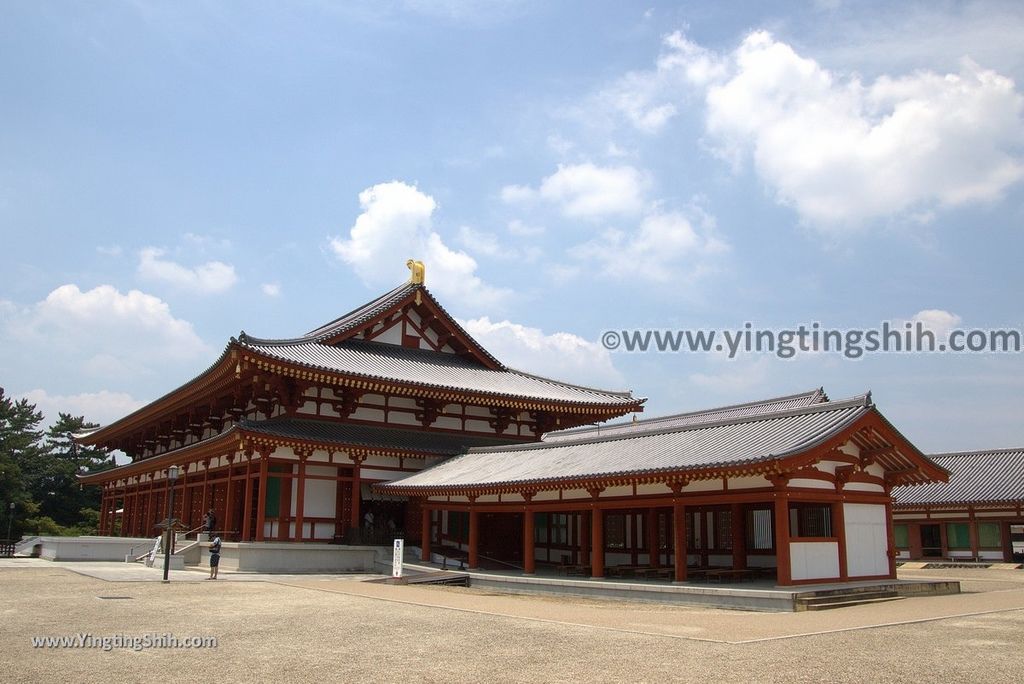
[406,259,425,285]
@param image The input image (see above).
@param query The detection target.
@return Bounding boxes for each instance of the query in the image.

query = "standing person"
[204,509,216,536]
[208,535,221,580]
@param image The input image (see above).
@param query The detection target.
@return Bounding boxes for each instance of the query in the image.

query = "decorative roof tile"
[893,448,1024,506]
[544,388,829,441]
[378,394,875,492]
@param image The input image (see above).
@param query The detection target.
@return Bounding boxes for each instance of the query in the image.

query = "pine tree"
[40,414,113,529]
[0,387,44,539]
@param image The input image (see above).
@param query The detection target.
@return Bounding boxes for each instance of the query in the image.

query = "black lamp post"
[162,465,180,583]
[6,502,13,541]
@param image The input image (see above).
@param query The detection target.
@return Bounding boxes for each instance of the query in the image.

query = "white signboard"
[392,538,404,578]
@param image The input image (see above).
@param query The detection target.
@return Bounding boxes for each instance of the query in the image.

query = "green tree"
[0,387,43,539]
[37,414,113,531]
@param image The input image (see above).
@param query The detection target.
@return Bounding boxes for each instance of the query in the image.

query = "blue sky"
[2,1,1023,453]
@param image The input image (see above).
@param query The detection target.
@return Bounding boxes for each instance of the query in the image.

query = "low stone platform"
[210,541,389,573]
[401,562,960,612]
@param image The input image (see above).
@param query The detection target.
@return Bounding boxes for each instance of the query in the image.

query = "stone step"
[796,590,902,611]
[800,595,904,611]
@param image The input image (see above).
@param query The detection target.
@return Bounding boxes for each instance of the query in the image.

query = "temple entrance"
[920,524,943,557]
[478,513,523,568]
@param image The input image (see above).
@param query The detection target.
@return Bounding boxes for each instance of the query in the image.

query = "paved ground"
[1,559,1021,682]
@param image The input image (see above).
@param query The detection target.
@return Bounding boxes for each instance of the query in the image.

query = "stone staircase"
[795,586,904,611]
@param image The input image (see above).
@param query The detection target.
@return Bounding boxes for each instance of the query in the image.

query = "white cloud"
[689,357,772,395]
[138,247,238,293]
[507,219,545,237]
[19,388,146,427]
[460,316,625,390]
[1,285,210,387]
[616,30,1024,229]
[598,31,726,134]
[96,245,123,257]
[502,163,647,219]
[500,184,536,204]
[908,309,963,337]
[457,225,541,263]
[261,282,282,297]
[570,210,727,283]
[329,181,510,310]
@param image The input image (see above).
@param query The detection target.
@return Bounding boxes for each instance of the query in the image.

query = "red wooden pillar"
[774,496,792,586]
[223,455,235,540]
[180,466,192,529]
[420,506,432,561]
[885,501,898,578]
[295,453,308,542]
[145,478,155,536]
[255,451,270,541]
[968,507,979,561]
[646,508,660,567]
[350,456,363,532]
[97,489,107,534]
[731,503,747,570]
[127,481,136,536]
[580,512,590,567]
[200,458,211,533]
[1002,521,1014,562]
[832,501,848,580]
[132,479,141,537]
[241,454,254,542]
[468,510,480,569]
[591,508,604,578]
[673,501,687,582]
[523,509,536,575]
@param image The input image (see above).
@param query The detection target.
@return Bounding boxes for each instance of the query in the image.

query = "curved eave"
[238,346,644,414]
[376,403,947,498]
[78,423,456,487]
[893,497,1024,509]
[375,460,781,498]
[76,344,240,447]
[78,427,243,484]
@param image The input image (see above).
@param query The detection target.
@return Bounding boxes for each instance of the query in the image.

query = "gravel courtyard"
[1,561,1021,683]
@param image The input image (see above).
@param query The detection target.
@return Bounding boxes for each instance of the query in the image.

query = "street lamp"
[6,502,14,541]
[162,465,180,583]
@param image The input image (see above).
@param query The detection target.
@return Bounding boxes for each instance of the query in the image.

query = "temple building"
[80,261,949,586]
[892,449,1024,562]
[79,261,643,546]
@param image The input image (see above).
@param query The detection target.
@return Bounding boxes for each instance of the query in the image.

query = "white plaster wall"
[602,485,632,498]
[786,478,833,490]
[351,407,385,422]
[361,468,403,481]
[790,541,840,581]
[375,322,402,345]
[303,479,337,518]
[838,443,860,458]
[728,476,771,490]
[815,460,845,475]
[389,396,419,410]
[635,483,671,496]
[681,479,723,493]
[844,503,889,577]
[435,416,461,430]
[387,411,419,427]
[306,465,336,477]
[977,510,1014,517]
[843,482,884,493]
[531,491,559,502]
[313,522,334,540]
[561,489,590,501]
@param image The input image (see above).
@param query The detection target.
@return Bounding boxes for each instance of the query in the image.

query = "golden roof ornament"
[406,259,425,285]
